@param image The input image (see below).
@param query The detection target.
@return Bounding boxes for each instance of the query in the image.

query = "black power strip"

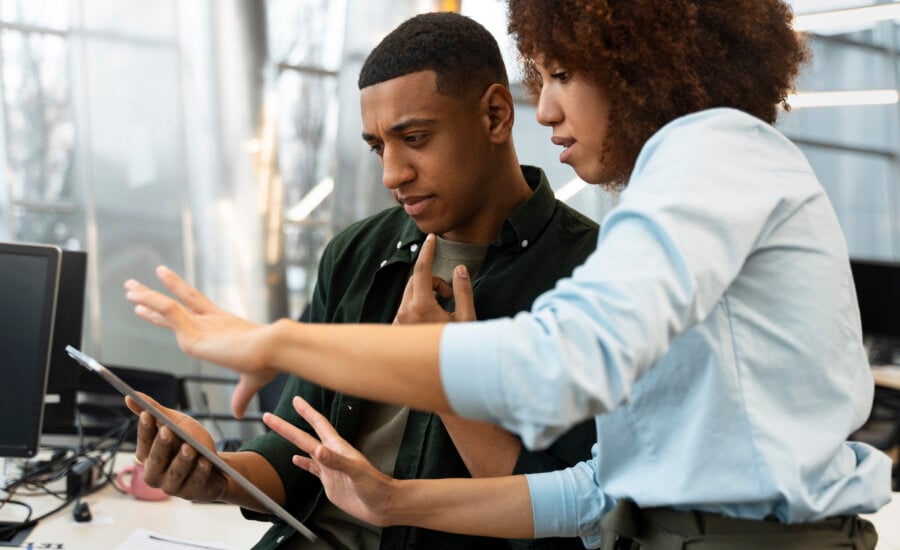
[66,456,103,499]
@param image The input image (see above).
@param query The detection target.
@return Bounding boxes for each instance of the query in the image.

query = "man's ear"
[480,83,515,144]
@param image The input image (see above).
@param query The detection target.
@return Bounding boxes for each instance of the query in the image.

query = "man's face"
[360,71,499,243]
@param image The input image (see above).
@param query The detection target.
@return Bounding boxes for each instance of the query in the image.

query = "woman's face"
[534,59,611,185]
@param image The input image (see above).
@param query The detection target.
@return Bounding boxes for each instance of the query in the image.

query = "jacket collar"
[391,165,556,256]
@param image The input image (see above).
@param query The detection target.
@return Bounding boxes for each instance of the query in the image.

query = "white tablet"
[66,345,316,542]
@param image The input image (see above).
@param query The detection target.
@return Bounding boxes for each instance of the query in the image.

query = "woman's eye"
[551,71,569,82]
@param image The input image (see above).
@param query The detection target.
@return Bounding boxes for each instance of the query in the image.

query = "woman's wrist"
[373,478,415,527]
[260,318,293,370]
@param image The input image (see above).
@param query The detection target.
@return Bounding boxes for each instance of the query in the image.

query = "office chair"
[75,365,180,438]
[178,305,304,447]
[177,372,289,450]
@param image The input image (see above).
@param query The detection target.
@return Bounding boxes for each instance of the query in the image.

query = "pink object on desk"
[115,461,170,501]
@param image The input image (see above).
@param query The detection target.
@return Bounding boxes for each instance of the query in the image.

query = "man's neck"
[439,158,532,244]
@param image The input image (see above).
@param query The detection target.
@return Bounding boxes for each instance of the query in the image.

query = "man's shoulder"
[553,199,599,232]
[325,207,411,254]
[542,199,599,251]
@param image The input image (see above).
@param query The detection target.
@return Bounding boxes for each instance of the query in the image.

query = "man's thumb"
[452,265,476,321]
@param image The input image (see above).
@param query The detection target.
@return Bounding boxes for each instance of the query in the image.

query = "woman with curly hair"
[124,1,891,547]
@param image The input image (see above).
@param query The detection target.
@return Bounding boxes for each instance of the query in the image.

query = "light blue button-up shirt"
[440,108,891,546]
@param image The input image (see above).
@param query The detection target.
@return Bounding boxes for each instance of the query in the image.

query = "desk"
[3,461,898,549]
[864,492,900,550]
[873,365,900,391]
[1,477,268,550]
[13,490,900,549]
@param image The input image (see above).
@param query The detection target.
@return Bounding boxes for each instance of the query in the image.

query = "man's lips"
[399,195,433,216]
[552,136,576,163]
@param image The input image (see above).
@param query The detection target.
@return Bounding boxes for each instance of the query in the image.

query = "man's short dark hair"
[358,12,509,100]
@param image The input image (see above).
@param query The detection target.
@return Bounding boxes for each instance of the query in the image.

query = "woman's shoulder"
[635,107,809,180]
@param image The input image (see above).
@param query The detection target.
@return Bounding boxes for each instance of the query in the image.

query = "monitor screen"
[850,259,900,340]
[43,250,88,436]
[0,242,61,457]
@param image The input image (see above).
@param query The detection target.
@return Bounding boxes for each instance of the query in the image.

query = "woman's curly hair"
[506,0,810,187]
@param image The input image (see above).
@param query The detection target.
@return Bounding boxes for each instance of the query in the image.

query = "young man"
[127,12,599,549]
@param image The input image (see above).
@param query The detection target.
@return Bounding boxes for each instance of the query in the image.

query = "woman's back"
[551,107,889,520]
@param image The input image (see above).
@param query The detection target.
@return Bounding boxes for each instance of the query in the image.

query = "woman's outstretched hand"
[263,396,398,527]
[124,265,280,418]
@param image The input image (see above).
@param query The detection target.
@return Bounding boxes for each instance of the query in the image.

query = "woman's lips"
[552,136,576,164]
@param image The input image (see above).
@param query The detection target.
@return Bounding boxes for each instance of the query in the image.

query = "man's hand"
[124,266,280,418]
[263,396,397,527]
[124,393,227,503]
[394,234,476,325]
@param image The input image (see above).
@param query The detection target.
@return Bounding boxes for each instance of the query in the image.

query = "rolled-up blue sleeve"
[440,317,509,421]
[526,452,611,547]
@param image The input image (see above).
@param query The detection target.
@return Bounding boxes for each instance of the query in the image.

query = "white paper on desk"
[116,527,240,550]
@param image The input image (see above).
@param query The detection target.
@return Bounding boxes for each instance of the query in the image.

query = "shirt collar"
[498,165,556,252]
[391,165,556,256]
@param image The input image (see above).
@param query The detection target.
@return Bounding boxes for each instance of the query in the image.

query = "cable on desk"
[0,415,135,539]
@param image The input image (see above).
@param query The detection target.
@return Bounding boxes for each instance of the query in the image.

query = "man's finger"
[411,234,437,299]
[395,277,416,324]
[451,265,476,321]
[433,276,453,300]
[133,410,157,463]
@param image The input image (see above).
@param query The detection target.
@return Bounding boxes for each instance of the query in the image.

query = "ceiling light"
[286,177,334,222]
[787,89,899,108]
[792,3,900,33]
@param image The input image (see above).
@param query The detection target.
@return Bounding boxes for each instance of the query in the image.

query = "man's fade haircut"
[358,11,509,102]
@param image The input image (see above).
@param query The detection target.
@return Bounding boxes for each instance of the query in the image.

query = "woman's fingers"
[262,411,323,457]
[156,266,218,314]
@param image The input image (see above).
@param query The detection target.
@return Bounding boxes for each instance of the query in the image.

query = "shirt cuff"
[525,461,610,545]
[439,318,510,421]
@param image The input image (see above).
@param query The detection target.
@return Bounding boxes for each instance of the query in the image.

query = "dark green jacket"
[243,166,599,549]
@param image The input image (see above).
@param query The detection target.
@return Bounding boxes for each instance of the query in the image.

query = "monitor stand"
[0,521,33,547]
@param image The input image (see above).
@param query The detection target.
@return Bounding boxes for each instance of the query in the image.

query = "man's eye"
[405,134,426,145]
[368,143,383,155]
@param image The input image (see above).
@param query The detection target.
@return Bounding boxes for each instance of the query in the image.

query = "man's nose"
[381,147,415,189]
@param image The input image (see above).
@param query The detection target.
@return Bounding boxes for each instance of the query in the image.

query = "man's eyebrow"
[361,118,437,142]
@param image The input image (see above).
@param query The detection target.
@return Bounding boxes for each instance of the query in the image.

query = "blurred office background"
[0,0,897,380]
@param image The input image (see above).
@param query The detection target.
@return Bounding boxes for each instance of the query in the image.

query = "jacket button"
[410,244,419,253]
[380,260,387,267]
[521,239,529,248]
[396,240,403,249]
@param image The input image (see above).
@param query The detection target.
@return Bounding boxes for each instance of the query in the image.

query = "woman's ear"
[480,83,515,144]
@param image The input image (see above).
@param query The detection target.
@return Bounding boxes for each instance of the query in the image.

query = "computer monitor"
[42,250,88,436]
[850,259,900,364]
[0,242,61,458]
[850,259,900,339]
